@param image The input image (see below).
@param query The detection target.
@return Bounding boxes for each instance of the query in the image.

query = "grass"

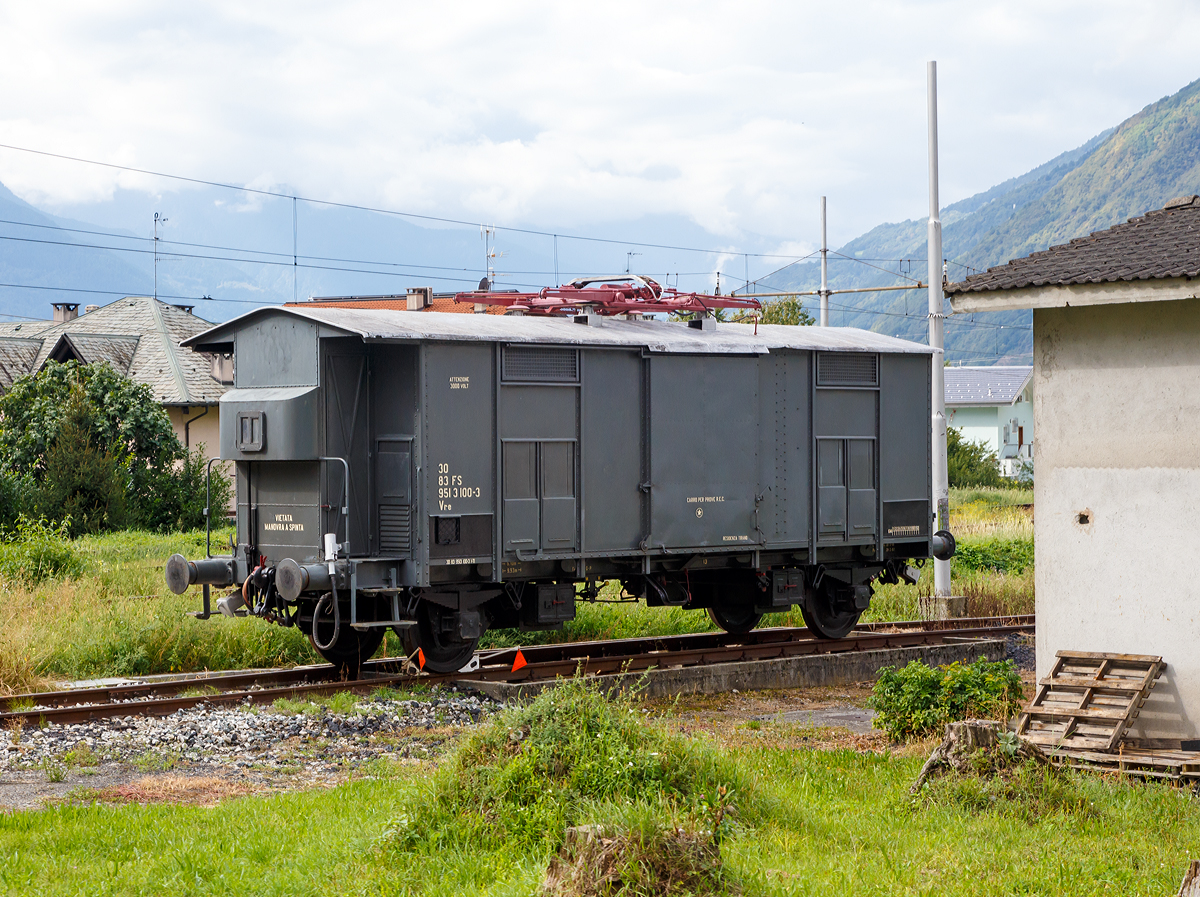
[2,691,1198,896]
[0,527,325,693]
[0,491,1034,694]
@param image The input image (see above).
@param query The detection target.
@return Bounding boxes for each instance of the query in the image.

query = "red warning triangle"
[417,647,426,670]
[512,649,527,672]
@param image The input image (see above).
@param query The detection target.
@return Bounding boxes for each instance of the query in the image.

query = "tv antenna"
[153,212,168,301]
[625,251,641,274]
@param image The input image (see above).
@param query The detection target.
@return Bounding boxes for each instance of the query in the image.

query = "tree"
[759,296,815,326]
[0,361,228,532]
[37,386,128,535]
[946,427,1006,488]
[730,295,815,326]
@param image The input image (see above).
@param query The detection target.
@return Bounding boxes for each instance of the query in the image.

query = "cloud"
[0,0,1197,246]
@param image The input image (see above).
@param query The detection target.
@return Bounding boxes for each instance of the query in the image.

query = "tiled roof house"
[0,297,230,457]
[944,365,1033,476]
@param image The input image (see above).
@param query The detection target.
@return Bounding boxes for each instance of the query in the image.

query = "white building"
[945,365,1033,477]
[947,194,1200,744]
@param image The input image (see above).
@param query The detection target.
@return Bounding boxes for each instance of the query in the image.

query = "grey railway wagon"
[167,306,948,673]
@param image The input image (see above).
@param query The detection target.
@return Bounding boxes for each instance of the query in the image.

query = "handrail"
[319,456,351,555]
[204,457,220,559]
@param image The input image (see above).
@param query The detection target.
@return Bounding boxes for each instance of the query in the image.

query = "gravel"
[1,688,500,774]
[1005,633,1036,672]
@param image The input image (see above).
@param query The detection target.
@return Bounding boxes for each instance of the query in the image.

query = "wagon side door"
[813,353,879,549]
[498,346,580,557]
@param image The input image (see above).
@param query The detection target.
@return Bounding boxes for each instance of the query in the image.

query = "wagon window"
[503,442,537,500]
[817,439,843,487]
[541,442,575,499]
[849,440,874,490]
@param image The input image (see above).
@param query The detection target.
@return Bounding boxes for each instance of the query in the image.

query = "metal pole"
[819,196,829,326]
[927,60,951,600]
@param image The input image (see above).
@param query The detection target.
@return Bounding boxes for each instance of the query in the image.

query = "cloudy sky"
[0,1,1196,252]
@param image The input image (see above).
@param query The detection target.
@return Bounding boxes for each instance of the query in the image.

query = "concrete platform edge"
[455,638,1008,702]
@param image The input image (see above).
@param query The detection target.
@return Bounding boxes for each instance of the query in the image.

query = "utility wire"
[0,142,815,260]
[0,217,761,284]
[0,231,557,288]
[0,280,268,304]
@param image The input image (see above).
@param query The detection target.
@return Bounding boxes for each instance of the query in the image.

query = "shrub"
[869,657,1025,741]
[0,516,88,586]
[173,448,232,532]
[954,537,1035,574]
[0,471,36,530]
[948,427,1007,489]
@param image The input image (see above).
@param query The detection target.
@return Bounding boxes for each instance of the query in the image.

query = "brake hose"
[311,581,341,651]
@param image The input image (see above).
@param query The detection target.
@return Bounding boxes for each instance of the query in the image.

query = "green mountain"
[755,77,1200,364]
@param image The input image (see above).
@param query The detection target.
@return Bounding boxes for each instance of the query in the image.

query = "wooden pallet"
[1016,650,1165,752]
[1049,745,1200,784]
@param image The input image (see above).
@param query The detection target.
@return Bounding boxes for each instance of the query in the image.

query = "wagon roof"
[183,306,934,355]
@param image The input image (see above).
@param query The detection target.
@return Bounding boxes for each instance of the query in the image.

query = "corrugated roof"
[186,306,935,355]
[294,295,507,314]
[0,298,224,405]
[945,365,1032,406]
[947,195,1200,295]
[0,337,44,391]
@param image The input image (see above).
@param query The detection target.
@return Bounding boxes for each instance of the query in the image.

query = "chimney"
[52,302,79,323]
[84,304,99,314]
[406,287,433,311]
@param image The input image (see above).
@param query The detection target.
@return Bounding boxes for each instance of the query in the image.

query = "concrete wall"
[165,404,235,514]
[1034,297,1200,740]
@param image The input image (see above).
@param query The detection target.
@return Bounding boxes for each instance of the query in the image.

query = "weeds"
[40,758,67,782]
[913,759,1099,823]
[178,685,220,698]
[541,809,739,897]
[61,741,99,768]
[391,678,755,855]
[133,749,180,772]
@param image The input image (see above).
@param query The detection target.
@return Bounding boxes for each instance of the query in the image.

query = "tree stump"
[910,720,1048,793]
[1179,860,1200,897]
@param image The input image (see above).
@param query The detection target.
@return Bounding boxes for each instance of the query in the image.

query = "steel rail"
[2,615,1031,712]
[0,617,1031,728]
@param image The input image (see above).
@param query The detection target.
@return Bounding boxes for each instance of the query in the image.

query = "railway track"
[0,615,1032,728]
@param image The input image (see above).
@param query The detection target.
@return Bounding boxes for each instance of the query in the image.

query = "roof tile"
[947,196,1200,294]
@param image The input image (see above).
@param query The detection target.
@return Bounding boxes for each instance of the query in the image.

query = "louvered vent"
[817,352,878,386]
[378,505,411,553]
[502,346,578,382]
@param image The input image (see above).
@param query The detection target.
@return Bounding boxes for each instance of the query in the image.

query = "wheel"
[309,624,384,679]
[707,604,763,634]
[402,601,480,673]
[800,585,862,639]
